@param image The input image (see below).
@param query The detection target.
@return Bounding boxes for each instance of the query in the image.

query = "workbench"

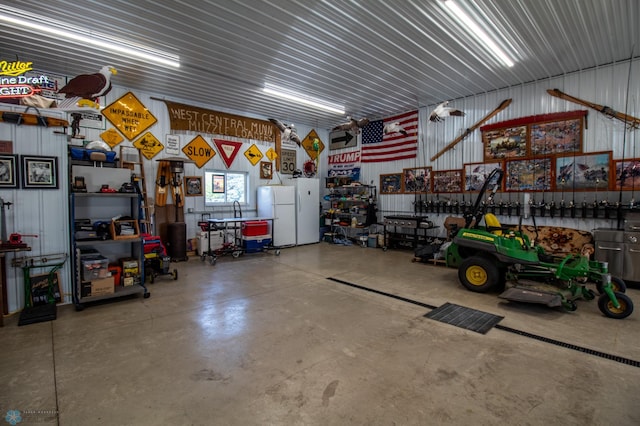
[201,217,277,265]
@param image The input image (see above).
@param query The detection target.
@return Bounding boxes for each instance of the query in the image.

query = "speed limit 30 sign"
[280,149,296,174]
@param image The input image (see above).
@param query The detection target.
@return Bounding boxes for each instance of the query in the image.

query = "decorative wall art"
[402,167,431,193]
[21,155,58,189]
[463,161,503,192]
[481,111,587,162]
[555,151,612,191]
[260,161,273,180]
[433,170,463,193]
[530,117,583,156]
[483,125,528,161]
[184,176,203,196]
[505,157,552,192]
[613,158,640,191]
[380,173,402,194]
[0,154,19,188]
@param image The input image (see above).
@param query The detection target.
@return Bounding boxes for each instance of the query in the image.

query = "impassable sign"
[182,135,215,168]
[133,132,164,160]
[102,92,157,140]
[301,129,325,160]
[280,149,296,174]
[329,130,356,150]
[244,144,263,166]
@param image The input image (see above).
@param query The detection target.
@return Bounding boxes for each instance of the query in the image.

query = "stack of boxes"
[241,220,272,253]
[80,251,113,297]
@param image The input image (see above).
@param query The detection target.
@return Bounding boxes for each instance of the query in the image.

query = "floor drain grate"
[495,324,640,368]
[425,302,503,334]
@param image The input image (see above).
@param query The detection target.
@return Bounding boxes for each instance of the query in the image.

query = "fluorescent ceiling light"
[0,6,180,68]
[263,83,345,114]
[444,0,515,68]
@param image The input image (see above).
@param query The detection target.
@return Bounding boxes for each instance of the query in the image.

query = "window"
[204,170,248,206]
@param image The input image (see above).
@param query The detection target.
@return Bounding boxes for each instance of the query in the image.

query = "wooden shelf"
[110,220,140,240]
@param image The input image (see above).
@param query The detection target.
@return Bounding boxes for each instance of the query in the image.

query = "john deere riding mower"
[445,169,633,319]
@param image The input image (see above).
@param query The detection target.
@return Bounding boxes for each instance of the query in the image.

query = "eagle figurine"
[269,118,302,147]
[58,66,117,109]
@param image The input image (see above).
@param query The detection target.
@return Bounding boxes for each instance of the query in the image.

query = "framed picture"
[260,161,273,179]
[505,157,552,192]
[613,158,640,191]
[463,161,503,192]
[555,151,612,191]
[0,154,19,188]
[21,155,58,189]
[184,176,203,196]
[530,117,583,156]
[380,173,402,194]
[483,125,528,161]
[212,173,225,193]
[402,167,431,193]
[433,170,463,193]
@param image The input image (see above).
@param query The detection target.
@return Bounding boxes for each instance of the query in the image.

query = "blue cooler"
[242,234,272,253]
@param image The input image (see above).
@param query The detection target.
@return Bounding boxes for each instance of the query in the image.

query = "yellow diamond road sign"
[102,91,158,141]
[182,135,216,168]
[133,132,164,160]
[244,144,263,166]
[266,147,278,161]
[100,128,124,148]
[301,129,325,160]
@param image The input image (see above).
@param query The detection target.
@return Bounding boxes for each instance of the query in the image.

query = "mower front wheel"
[458,256,501,293]
[598,292,634,319]
[596,276,627,294]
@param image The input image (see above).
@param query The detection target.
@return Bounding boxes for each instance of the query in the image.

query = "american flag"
[361,110,419,163]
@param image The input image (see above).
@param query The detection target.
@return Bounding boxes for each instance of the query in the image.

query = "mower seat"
[484,213,503,235]
[485,213,526,247]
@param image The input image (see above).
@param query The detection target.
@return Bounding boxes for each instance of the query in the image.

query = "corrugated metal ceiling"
[0,0,637,130]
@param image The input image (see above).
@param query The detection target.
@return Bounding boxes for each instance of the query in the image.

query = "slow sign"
[182,135,216,168]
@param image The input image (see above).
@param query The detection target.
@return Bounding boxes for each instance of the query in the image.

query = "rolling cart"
[200,217,278,265]
[143,235,177,283]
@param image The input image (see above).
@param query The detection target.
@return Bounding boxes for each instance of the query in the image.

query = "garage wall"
[330,59,640,232]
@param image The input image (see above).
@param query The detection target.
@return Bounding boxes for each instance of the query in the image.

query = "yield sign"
[213,139,243,169]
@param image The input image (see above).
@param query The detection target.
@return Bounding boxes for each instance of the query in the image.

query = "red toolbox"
[242,220,268,236]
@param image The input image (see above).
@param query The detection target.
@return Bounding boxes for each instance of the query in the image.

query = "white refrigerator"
[285,178,320,245]
[257,185,296,247]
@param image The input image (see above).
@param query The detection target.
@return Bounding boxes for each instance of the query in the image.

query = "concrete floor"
[1,243,639,426]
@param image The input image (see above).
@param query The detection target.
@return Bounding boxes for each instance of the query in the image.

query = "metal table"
[201,217,277,265]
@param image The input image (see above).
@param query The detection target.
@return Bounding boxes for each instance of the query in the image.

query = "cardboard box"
[90,277,114,296]
[81,255,109,281]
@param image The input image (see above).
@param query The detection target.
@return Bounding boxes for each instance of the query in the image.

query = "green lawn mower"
[445,169,634,319]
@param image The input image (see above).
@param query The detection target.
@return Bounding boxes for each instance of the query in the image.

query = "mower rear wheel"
[597,276,627,294]
[172,269,178,280]
[598,292,634,319]
[458,256,500,293]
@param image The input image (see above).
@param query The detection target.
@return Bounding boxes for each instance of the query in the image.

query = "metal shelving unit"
[69,192,148,310]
